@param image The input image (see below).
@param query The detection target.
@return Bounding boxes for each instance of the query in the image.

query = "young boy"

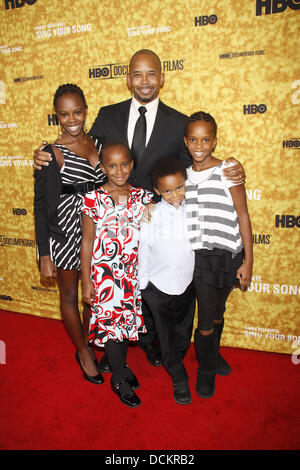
[138,157,195,404]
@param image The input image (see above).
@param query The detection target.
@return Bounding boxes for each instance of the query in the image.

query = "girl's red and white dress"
[82,185,152,346]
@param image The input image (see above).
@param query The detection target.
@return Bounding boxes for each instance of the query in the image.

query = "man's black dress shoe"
[98,354,112,373]
[139,342,162,367]
[111,379,141,408]
[122,364,139,389]
[173,381,192,405]
[75,351,104,385]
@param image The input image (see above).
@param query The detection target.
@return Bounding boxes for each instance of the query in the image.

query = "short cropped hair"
[129,49,162,72]
[99,142,132,163]
[151,156,187,188]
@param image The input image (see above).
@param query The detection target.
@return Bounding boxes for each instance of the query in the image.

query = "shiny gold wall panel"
[0,0,299,354]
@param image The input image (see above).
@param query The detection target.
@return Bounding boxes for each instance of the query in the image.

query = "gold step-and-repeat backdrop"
[0,0,299,354]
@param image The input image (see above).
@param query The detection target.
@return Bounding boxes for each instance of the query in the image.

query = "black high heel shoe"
[87,344,99,369]
[75,351,104,385]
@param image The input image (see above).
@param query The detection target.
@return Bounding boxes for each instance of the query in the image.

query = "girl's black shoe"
[122,364,140,389]
[111,378,141,407]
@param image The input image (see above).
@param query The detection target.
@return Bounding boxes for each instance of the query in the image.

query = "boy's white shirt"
[138,198,195,296]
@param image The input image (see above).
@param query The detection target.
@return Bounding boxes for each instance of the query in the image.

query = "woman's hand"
[40,256,57,279]
[236,261,253,290]
[82,280,95,306]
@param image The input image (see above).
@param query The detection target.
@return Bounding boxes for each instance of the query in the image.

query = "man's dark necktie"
[131,106,147,165]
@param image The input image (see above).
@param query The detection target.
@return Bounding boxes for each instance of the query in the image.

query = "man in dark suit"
[89,49,192,196]
[33,49,245,370]
[89,50,194,367]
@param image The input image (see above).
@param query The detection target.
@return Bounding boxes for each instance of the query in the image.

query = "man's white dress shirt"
[127,96,159,148]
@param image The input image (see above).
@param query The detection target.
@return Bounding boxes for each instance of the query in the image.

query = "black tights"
[193,279,232,334]
[105,339,129,383]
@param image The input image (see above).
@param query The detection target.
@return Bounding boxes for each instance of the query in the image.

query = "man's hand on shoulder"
[223,157,245,184]
[33,141,51,170]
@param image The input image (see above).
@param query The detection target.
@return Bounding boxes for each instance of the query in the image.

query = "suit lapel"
[116,99,131,145]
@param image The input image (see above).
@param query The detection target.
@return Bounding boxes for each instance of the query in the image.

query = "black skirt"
[193,248,244,289]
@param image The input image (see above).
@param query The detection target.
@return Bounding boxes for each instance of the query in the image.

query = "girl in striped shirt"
[184,111,253,399]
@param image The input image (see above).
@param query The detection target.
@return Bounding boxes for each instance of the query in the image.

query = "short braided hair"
[186,111,217,137]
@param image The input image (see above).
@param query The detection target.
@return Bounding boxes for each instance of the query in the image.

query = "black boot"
[194,329,218,398]
[214,320,231,376]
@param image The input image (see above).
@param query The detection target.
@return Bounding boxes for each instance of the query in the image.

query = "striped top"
[49,138,105,270]
[56,137,103,184]
[185,162,243,254]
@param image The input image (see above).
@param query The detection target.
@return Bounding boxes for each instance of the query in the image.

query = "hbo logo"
[12,208,27,215]
[195,15,218,26]
[275,215,300,228]
[5,0,36,9]
[243,104,267,114]
[89,67,110,79]
[283,140,300,148]
[256,0,300,15]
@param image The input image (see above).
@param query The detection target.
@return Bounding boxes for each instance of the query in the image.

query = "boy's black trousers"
[141,281,195,384]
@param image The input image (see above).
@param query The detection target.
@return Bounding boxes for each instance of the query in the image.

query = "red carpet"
[0,310,299,451]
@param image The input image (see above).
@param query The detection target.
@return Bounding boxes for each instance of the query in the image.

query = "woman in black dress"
[34,84,105,383]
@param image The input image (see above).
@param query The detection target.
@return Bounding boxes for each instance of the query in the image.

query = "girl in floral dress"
[81,142,152,407]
